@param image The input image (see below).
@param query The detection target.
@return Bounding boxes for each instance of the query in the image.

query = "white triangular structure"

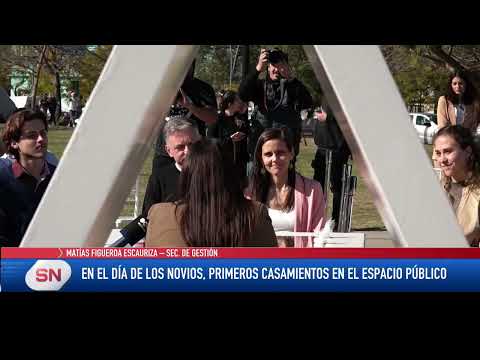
[20,45,468,247]
[21,45,199,247]
[303,45,466,247]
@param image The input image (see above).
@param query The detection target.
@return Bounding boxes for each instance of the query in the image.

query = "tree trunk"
[241,45,249,82]
[55,71,61,123]
[31,45,47,110]
[232,45,240,85]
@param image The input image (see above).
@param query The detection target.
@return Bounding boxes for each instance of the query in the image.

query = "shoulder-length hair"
[250,127,296,211]
[2,109,48,160]
[445,70,478,105]
[176,138,256,247]
[433,124,480,190]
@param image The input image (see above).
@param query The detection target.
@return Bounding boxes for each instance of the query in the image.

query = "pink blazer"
[293,173,326,247]
[245,173,326,248]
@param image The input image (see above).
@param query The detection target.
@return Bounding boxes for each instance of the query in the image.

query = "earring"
[260,168,266,175]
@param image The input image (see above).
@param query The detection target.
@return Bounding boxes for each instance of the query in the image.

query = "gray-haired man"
[142,117,201,215]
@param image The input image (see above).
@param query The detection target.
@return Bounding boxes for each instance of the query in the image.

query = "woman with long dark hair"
[433,125,480,247]
[145,138,277,247]
[249,127,326,247]
[437,70,480,132]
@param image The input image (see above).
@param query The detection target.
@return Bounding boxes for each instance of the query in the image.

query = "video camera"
[265,48,287,64]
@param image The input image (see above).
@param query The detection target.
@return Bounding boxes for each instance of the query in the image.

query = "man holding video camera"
[239,48,313,157]
[152,61,217,172]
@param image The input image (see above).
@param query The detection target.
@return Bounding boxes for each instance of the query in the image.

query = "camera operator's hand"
[256,49,269,73]
[230,131,246,142]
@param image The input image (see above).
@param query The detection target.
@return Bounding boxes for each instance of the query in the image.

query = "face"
[260,139,293,177]
[268,61,288,81]
[226,96,247,115]
[434,135,471,181]
[451,76,466,95]
[13,118,48,160]
[165,129,199,167]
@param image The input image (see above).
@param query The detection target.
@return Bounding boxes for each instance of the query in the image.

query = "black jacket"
[207,112,250,166]
[313,107,349,152]
[0,160,56,247]
[238,70,313,131]
[142,162,181,216]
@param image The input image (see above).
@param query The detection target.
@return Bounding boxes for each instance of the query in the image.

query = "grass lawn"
[2,125,433,230]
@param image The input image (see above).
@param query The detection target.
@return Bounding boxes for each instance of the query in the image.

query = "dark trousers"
[312,144,351,228]
[48,108,56,125]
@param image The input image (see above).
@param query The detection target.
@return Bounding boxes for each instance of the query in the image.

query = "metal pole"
[324,149,333,215]
[338,163,352,232]
[241,45,250,82]
[133,176,141,218]
[338,164,347,232]
[345,175,357,232]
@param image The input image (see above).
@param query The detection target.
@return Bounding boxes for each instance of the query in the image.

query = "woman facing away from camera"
[433,125,480,247]
[248,127,326,248]
[145,138,277,247]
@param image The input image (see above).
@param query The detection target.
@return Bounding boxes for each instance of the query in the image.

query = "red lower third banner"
[2,247,480,259]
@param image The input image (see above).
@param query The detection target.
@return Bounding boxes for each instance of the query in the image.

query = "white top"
[267,207,295,232]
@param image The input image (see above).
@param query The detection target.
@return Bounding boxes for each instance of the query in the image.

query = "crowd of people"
[2,49,480,248]
[27,91,83,127]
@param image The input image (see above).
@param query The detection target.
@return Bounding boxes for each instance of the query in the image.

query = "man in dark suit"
[152,60,217,172]
[143,116,201,215]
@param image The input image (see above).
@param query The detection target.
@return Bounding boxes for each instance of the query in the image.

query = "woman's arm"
[437,96,449,129]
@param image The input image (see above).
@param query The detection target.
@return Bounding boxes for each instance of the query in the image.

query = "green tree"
[76,45,113,99]
[196,45,324,106]
[382,45,449,112]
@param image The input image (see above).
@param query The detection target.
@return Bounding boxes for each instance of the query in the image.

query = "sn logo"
[25,260,72,291]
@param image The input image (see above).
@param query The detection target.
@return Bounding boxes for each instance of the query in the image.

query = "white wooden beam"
[21,45,198,247]
[303,45,467,247]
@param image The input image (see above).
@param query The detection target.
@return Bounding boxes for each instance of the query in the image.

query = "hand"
[230,132,246,142]
[315,109,327,122]
[256,49,269,73]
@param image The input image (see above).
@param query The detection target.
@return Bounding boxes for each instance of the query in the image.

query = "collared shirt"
[0,159,56,247]
[12,160,51,191]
